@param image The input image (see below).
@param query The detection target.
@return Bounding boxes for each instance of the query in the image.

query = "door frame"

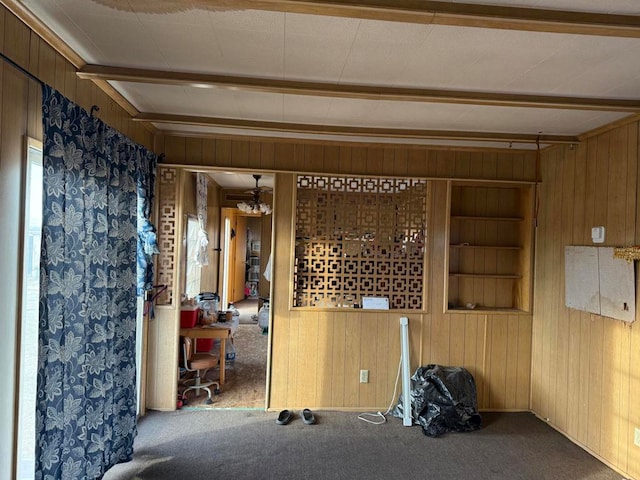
[142,168,275,412]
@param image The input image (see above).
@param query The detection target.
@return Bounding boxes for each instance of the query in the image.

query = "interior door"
[233,215,248,303]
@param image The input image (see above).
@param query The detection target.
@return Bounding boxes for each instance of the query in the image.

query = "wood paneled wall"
[531,121,640,478]
[0,5,154,478]
[156,134,537,182]
[155,134,536,412]
[258,211,272,301]
[269,176,532,411]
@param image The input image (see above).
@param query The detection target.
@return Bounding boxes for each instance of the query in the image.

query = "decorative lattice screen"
[155,167,178,305]
[294,175,428,309]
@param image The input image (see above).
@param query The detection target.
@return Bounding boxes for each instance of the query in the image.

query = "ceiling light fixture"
[237,174,272,215]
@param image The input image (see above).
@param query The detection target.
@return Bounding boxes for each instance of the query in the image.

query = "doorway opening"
[178,170,273,410]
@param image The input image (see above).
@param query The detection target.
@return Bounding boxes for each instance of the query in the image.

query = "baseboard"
[478,408,530,412]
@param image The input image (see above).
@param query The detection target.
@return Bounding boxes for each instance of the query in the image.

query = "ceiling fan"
[238,174,272,215]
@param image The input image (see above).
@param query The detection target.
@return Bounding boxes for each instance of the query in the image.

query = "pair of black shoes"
[276,408,316,425]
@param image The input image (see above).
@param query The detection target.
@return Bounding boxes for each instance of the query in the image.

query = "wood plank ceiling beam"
[78,65,640,113]
[223,0,640,38]
[133,112,579,145]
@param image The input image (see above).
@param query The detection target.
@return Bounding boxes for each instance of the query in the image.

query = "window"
[293,175,428,310]
[17,138,42,479]
[184,214,201,299]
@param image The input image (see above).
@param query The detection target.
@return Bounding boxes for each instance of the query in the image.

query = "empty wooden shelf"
[445,181,534,314]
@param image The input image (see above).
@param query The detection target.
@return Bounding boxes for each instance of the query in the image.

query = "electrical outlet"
[359,369,369,383]
[634,428,640,447]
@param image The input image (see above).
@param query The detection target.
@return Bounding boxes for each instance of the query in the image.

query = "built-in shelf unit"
[246,241,260,298]
[445,181,534,314]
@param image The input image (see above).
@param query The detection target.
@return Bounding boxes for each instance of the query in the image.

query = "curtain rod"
[0,51,44,86]
[0,51,101,117]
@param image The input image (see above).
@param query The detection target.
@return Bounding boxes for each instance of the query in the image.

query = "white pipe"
[400,317,412,426]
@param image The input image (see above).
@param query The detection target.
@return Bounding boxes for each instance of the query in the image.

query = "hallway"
[181,299,268,409]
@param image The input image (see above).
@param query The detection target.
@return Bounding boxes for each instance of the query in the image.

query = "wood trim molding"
[577,112,640,141]
[237,0,640,38]
[89,78,141,117]
[135,112,579,145]
[9,0,639,44]
[78,65,640,113]
[156,130,537,153]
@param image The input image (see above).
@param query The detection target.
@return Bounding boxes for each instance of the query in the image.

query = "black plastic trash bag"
[393,364,482,437]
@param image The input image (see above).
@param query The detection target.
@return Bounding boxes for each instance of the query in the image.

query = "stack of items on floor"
[393,364,482,437]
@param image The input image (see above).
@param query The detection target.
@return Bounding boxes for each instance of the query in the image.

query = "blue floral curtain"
[37,85,157,479]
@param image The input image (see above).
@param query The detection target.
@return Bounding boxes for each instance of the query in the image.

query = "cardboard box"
[180,306,200,328]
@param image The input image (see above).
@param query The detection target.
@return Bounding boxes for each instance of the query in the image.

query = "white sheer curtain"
[195,172,209,266]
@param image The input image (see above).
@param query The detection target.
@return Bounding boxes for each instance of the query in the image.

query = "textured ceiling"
[10,0,640,152]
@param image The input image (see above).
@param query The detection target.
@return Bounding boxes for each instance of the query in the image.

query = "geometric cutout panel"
[294,175,428,309]
[155,167,178,305]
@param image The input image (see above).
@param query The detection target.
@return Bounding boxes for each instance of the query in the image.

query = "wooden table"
[179,324,232,386]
